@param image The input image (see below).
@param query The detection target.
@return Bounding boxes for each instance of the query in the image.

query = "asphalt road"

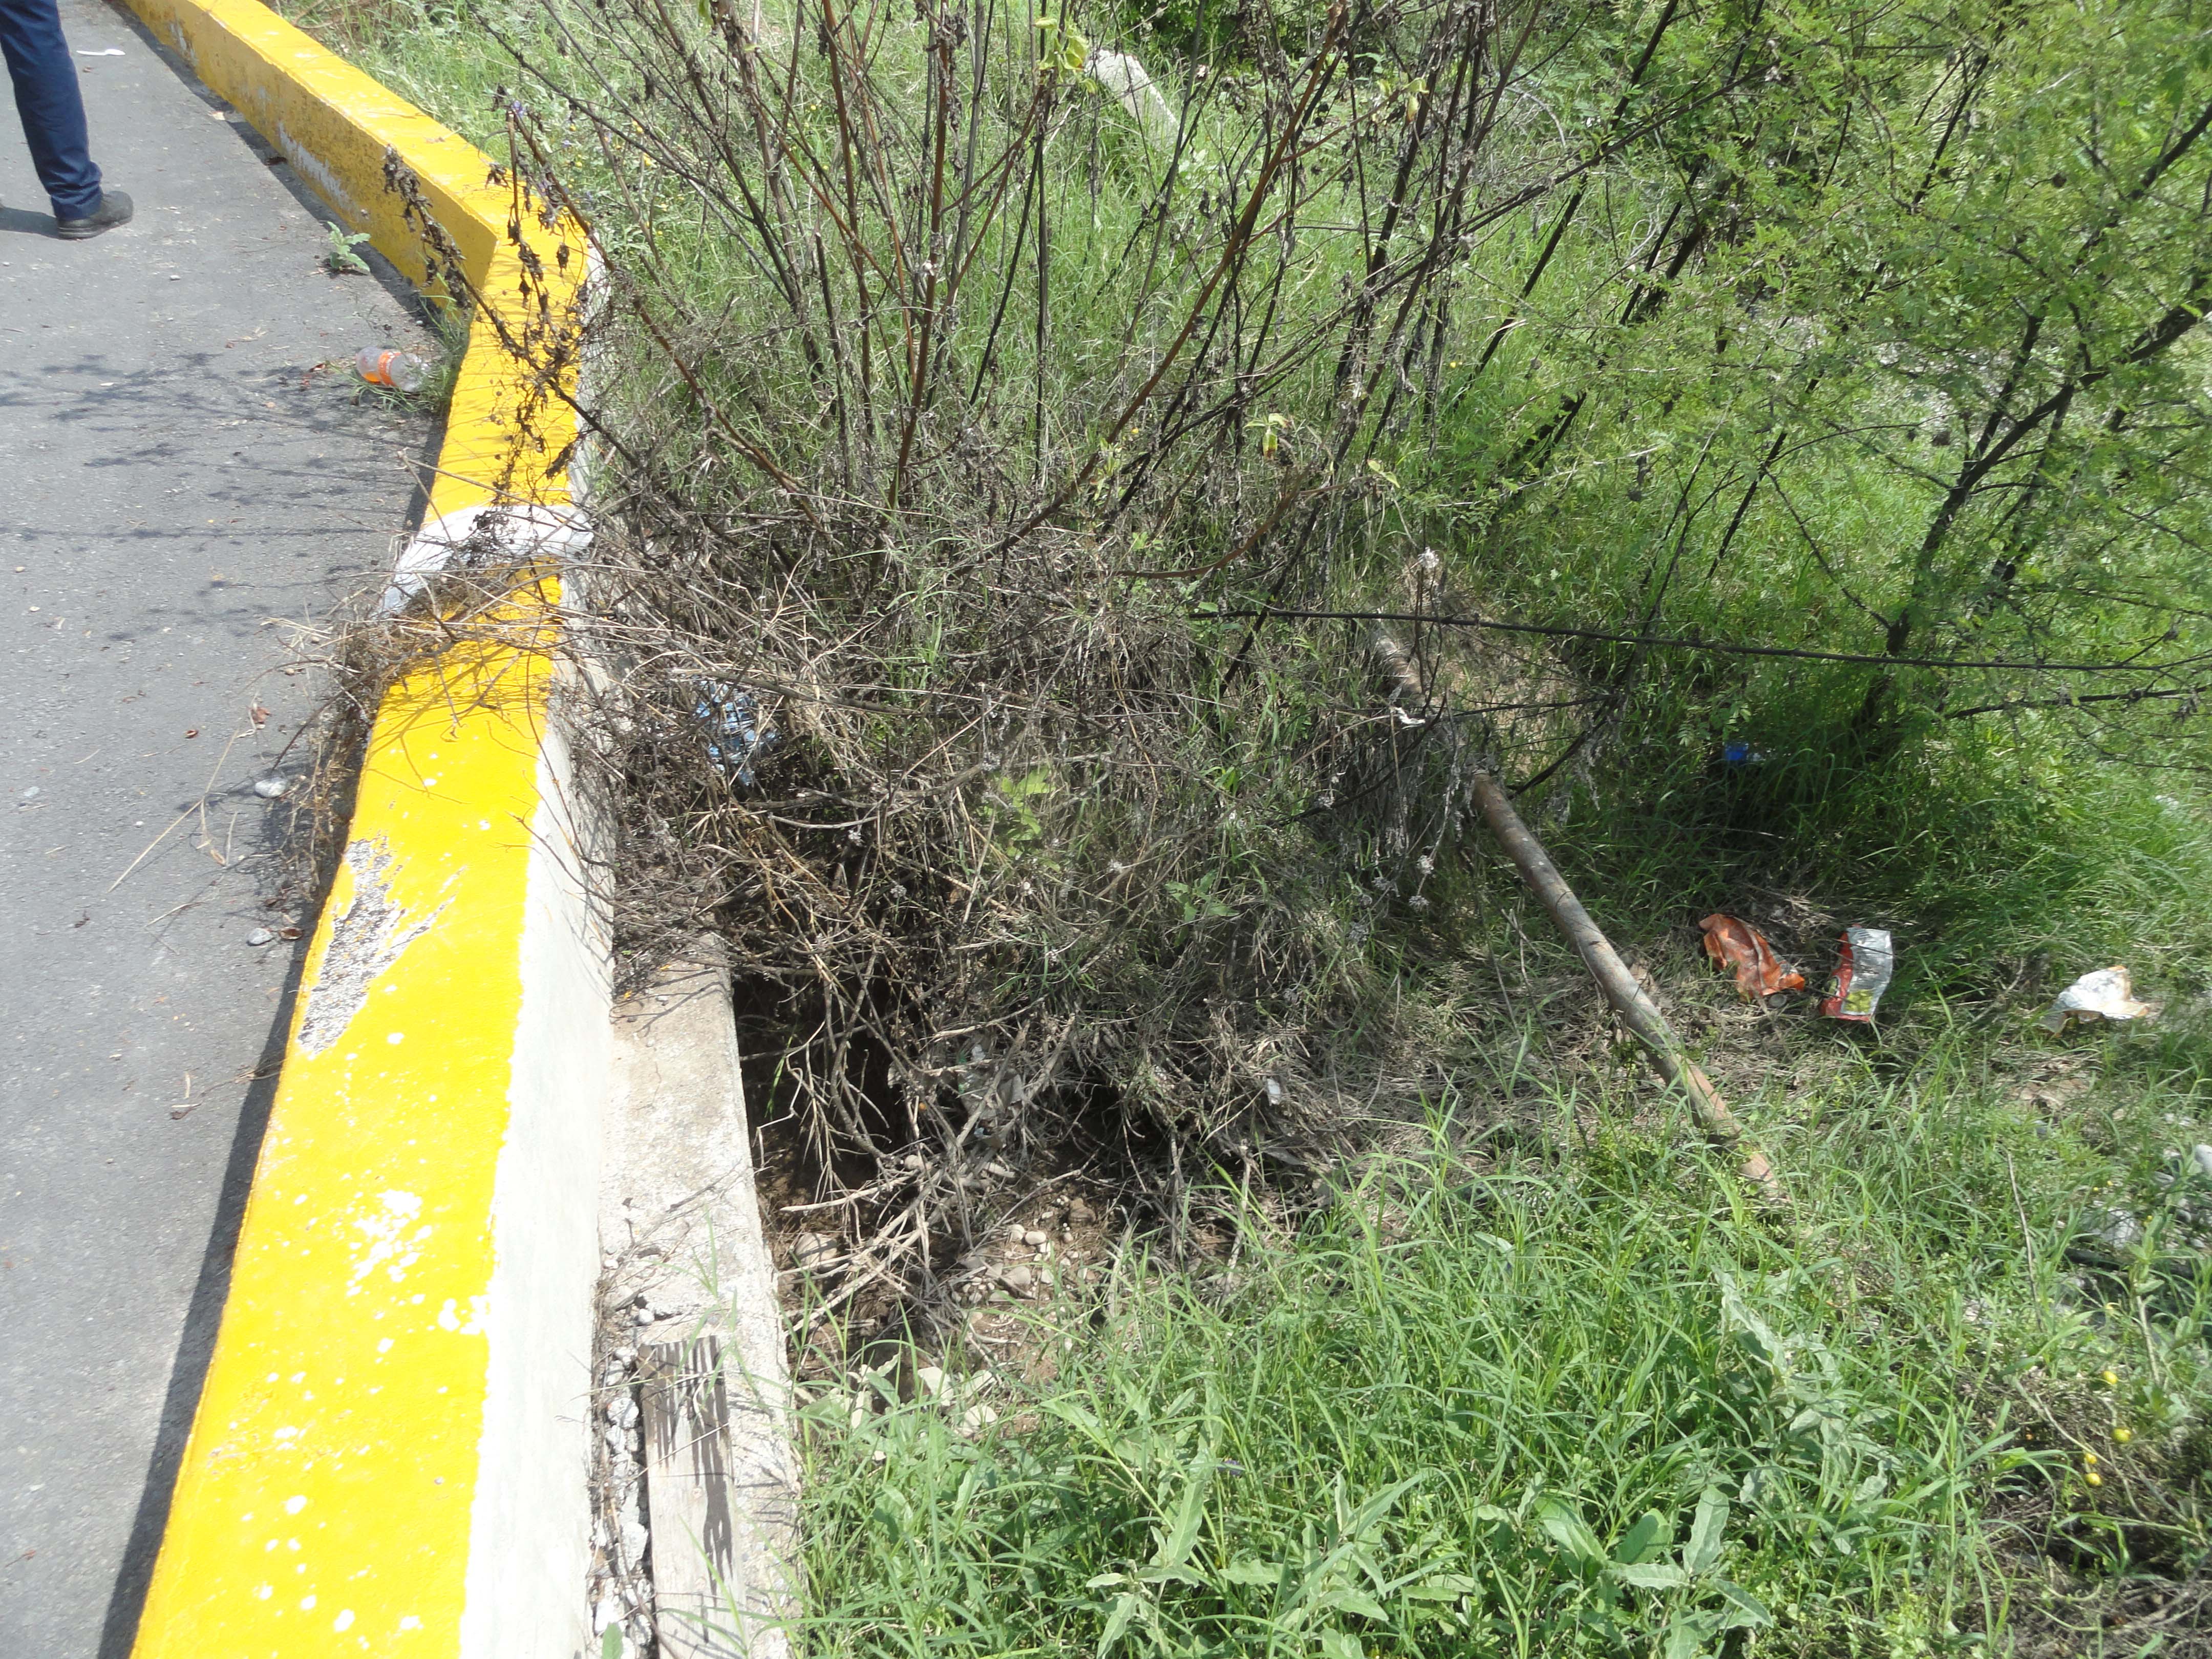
[1,4,435,1650]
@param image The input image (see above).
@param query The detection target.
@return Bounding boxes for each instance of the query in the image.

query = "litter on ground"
[2040,965,2157,1033]
[1697,913,1806,998]
[1820,927,1894,1022]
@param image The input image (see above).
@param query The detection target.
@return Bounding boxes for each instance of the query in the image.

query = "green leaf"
[1607,1562,1692,1590]
[1317,1630,1366,1659]
[1153,1454,1214,1571]
[1684,1487,1729,1575]
[1221,1560,1281,1586]
[1403,1573,1479,1601]
[1097,1589,1142,1656]
[871,1490,912,1543]
[1663,1609,1724,1659]
[1538,1499,1606,1566]
[1614,1509,1671,1564]
[601,1624,625,1659]
[1713,1579,1775,1629]
[1328,1587,1389,1622]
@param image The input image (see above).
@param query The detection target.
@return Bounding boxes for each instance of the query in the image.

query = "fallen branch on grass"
[1374,631,1783,1198]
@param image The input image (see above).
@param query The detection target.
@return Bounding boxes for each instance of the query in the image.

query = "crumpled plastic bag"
[1820,927,1894,1023]
[1698,914,1806,998]
[2040,966,2157,1033]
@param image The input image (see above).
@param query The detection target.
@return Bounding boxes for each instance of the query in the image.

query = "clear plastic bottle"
[356,347,430,394]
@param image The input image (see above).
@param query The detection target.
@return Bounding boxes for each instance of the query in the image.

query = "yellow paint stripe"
[132,648,555,1655]
[124,0,503,286]
[121,1,590,1651]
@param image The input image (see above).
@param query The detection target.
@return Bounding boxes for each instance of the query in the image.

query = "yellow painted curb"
[122,5,605,1654]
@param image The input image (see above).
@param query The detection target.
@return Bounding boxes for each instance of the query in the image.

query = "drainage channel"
[592,953,800,1658]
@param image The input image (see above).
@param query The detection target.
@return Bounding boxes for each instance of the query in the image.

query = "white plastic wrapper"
[2041,966,2157,1033]
[1820,927,1894,1023]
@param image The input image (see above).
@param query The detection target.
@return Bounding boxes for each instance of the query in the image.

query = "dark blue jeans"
[1,0,102,220]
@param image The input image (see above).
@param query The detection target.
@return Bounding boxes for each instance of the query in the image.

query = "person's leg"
[0,0,103,220]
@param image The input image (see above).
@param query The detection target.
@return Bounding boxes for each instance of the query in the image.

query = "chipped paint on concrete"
[294,840,448,1056]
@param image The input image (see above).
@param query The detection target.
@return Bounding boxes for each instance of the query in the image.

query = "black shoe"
[56,190,133,240]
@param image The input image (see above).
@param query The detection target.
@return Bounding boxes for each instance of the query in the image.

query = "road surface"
[0,3,434,1650]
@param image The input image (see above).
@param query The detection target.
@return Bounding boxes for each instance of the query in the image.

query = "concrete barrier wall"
[120,4,607,1654]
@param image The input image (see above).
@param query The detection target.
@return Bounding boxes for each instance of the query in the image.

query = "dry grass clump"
[404,0,1629,1206]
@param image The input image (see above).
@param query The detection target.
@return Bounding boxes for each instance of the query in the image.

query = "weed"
[321,222,371,274]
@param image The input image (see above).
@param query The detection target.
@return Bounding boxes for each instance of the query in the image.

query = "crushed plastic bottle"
[692,682,778,786]
[1820,927,1894,1022]
[356,347,430,394]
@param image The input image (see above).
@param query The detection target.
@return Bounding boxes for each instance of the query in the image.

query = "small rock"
[989,1288,1011,1305]
[245,927,275,946]
[1068,1198,1096,1224]
[1023,1228,1049,1248]
[633,1304,655,1326]
[958,1402,998,1434]
[914,1364,947,1399]
[999,1264,1035,1294]
[2085,1207,2143,1250]
[2194,1143,2212,1180]
[793,1231,840,1272]
[592,1595,624,1637]
[1005,1222,1029,1245]
[252,775,289,799]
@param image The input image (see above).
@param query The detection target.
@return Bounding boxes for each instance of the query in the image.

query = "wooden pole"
[1465,769,1778,1194]
[1371,631,1779,1195]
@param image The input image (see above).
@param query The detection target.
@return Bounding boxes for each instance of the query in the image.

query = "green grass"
[803,1038,2212,1656]
[269,2,2212,1648]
